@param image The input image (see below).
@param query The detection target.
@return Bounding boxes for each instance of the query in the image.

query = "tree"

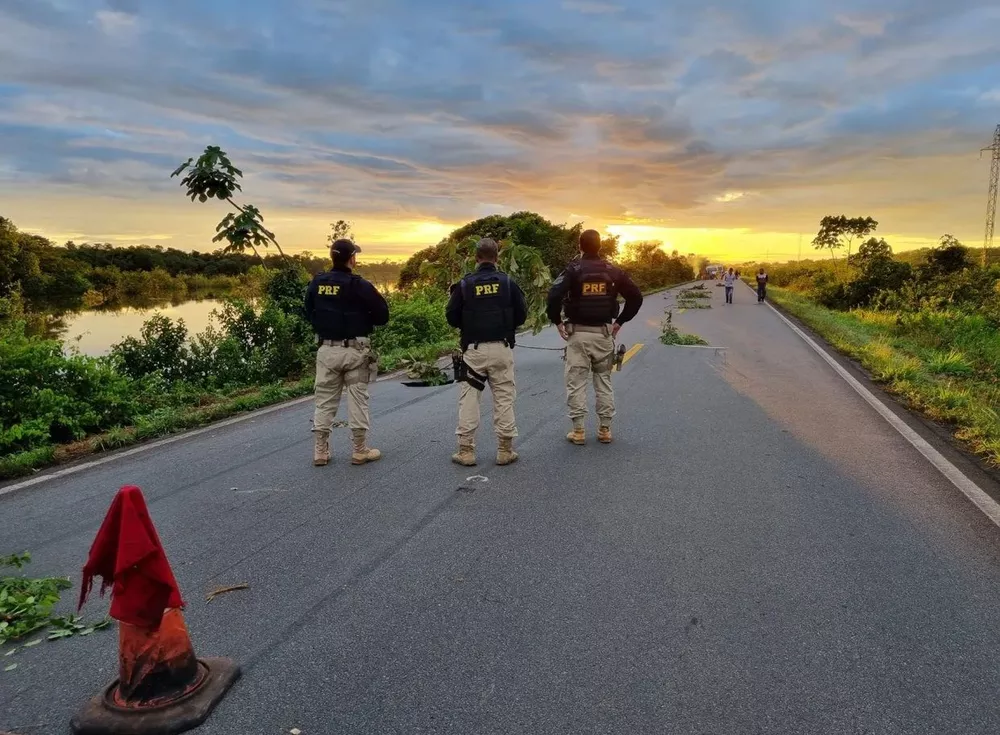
[397,212,618,291]
[329,220,355,244]
[924,234,971,276]
[851,236,893,266]
[844,238,911,307]
[812,215,879,263]
[171,146,288,265]
[417,236,553,334]
[618,241,696,291]
[0,217,43,297]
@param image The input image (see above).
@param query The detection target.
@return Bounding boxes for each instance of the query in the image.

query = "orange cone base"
[70,657,240,735]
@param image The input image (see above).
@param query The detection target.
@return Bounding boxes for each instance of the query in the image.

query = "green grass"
[769,287,1000,466]
[0,378,315,481]
[659,313,708,346]
[661,332,709,346]
[676,300,712,309]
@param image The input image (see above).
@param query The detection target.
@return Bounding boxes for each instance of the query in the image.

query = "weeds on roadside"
[769,287,1000,465]
[0,552,110,652]
[399,354,450,385]
[659,311,708,346]
[679,288,711,299]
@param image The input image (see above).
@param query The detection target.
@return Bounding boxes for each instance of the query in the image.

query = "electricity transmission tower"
[982,124,1000,267]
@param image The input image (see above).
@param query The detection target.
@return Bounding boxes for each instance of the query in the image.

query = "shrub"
[0,319,142,454]
[372,287,456,369]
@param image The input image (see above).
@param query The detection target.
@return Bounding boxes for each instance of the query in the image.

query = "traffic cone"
[71,486,240,735]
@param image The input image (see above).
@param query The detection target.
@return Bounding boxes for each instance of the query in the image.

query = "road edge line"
[0,395,314,497]
[0,362,426,498]
[765,299,1000,529]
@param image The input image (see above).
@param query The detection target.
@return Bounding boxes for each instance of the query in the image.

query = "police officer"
[305,238,389,467]
[547,229,643,445]
[446,238,528,467]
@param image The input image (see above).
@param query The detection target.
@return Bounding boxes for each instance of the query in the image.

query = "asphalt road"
[4,281,1000,734]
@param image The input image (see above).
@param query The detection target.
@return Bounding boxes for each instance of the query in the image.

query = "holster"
[365,349,379,383]
[613,344,627,371]
[452,355,487,391]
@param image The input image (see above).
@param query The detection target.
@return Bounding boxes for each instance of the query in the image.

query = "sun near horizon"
[2,1,996,267]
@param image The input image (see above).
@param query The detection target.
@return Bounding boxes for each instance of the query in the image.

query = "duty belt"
[567,323,611,336]
[320,337,369,348]
[467,339,510,351]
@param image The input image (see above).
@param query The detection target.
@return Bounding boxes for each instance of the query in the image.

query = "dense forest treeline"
[0,216,401,310]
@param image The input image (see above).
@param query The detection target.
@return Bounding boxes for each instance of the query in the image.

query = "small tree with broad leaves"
[329,220,355,244]
[171,146,288,265]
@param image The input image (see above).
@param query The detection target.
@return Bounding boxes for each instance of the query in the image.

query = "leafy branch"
[1,551,110,649]
[171,146,288,266]
[399,354,450,385]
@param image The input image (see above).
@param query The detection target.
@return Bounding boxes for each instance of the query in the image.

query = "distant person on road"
[724,267,737,304]
[446,238,528,468]
[547,229,643,446]
[305,238,389,467]
[756,268,768,303]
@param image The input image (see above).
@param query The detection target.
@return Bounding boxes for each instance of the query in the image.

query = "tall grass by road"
[769,287,1000,466]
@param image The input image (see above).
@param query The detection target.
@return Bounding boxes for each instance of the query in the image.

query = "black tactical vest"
[309,269,373,340]
[565,258,619,325]
[460,268,514,346]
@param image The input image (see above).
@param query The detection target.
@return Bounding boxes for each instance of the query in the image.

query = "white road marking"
[765,299,1000,529]
[0,395,313,498]
[465,475,489,483]
[0,367,411,498]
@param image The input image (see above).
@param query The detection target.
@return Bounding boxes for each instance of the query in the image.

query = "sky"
[1,0,1000,264]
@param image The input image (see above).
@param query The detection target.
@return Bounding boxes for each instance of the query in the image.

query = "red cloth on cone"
[78,485,184,629]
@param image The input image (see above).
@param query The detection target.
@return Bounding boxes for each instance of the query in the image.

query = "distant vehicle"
[704,265,724,279]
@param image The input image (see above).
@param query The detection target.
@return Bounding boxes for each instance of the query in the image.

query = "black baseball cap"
[331,238,361,262]
[579,229,601,254]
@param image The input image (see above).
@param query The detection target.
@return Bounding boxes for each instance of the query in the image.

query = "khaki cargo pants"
[313,339,376,433]
[456,341,517,445]
[565,325,616,429]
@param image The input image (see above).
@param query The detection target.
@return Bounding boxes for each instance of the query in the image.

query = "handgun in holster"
[451,353,487,391]
[613,343,627,371]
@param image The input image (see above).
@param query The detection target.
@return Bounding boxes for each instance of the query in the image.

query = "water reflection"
[36,278,397,358]
[51,298,232,357]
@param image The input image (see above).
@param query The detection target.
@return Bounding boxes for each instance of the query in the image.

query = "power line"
[981,123,1000,268]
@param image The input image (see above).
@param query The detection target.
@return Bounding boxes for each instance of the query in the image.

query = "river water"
[51,280,398,357]
[54,299,228,357]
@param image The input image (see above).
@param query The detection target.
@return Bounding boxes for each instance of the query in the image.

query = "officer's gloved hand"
[557,324,569,341]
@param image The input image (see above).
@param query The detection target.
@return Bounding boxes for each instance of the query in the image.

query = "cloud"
[95,9,136,35]
[0,0,998,258]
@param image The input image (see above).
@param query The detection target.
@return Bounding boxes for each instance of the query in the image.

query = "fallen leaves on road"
[206,583,250,603]
[1,552,110,647]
